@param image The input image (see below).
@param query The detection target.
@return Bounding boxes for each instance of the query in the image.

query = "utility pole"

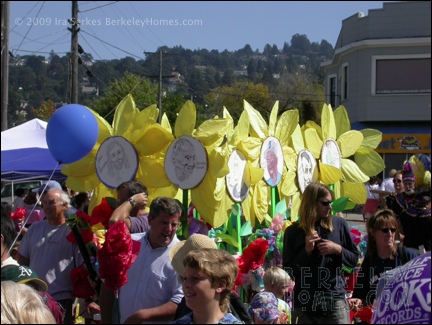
[144,49,172,124]
[68,1,79,103]
[158,49,163,124]
[1,1,10,131]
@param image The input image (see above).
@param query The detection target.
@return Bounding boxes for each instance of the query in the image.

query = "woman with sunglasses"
[283,182,359,324]
[381,171,404,209]
[347,209,417,322]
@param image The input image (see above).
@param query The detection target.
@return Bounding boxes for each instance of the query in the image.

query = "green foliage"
[89,72,158,124]
[31,100,56,122]
[7,35,333,127]
[206,81,272,123]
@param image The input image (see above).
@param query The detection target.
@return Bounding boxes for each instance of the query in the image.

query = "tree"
[290,34,311,55]
[205,81,271,123]
[89,72,158,124]
[320,40,334,59]
[271,69,324,123]
[31,100,56,122]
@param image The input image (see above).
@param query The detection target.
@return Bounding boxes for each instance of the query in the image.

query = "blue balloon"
[46,104,98,164]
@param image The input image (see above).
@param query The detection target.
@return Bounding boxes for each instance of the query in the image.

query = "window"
[328,74,337,108]
[372,55,431,94]
[342,64,348,100]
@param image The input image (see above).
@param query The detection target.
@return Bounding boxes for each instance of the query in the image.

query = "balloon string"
[8,162,61,256]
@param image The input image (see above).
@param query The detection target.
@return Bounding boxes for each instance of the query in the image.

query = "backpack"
[38,291,65,324]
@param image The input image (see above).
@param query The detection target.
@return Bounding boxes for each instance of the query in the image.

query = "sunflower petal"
[303,128,323,158]
[194,119,230,148]
[134,124,174,156]
[244,100,268,140]
[342,182,367,205]
[321,104,337,140]
[61,155,97,177]
[280,171,298,197]
[337,130,364,158]
[354,150,386,176]
[319,162,343,184]
[290,191,302,222]
[137,156,171,188]
[341,159,369,183]
[112,94,139,136]
[334,105,351,138]
[268,101,279,136]
[208,149,229,178]
[291,125,305,153]
[237,137,263,163]
[160,113,172,134]
[175,101,196,137]
[127,104,159,141]
[276,110,299,146]
[360,129,382,150]
[252,180,269,225]
[65,172,101,192]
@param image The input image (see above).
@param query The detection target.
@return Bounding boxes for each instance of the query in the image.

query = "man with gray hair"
[17,189,84,324]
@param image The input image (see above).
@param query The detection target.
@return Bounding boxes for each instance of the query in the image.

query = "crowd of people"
[1,154,430,324]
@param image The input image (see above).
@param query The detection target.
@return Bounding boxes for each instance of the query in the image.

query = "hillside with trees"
[7,33,334,127]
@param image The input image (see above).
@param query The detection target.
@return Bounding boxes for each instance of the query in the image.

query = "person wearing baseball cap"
[32,180,62,195]
[1,264,48,292]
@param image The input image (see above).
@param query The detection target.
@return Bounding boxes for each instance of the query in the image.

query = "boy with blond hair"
[172,248,242,324]
[263,266,294,324]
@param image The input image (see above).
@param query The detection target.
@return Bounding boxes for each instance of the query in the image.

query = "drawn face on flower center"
[109,143,124,170]
[266,149,278,181]
[172,139,196,182]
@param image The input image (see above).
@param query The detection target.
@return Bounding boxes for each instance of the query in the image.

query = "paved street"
[342,211,366,237]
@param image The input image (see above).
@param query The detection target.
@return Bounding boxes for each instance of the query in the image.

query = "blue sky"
[9,1,390,61]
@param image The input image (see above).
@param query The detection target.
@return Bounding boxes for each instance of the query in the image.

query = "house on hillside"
[320,1,431,174]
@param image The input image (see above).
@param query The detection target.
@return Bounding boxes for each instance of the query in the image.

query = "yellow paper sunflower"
[302,104,385,207]
[239,100,302,226]
[61,94,177,214]
[163,100,233,228]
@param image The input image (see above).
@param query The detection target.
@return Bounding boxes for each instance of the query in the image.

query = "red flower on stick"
[97,221,140,293]
[91,198,116,228]
[10,207,26,220]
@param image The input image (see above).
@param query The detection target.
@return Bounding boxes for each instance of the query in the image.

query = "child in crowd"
[172,248,243,324]
[247,291,288,324]
[263,267,294,323]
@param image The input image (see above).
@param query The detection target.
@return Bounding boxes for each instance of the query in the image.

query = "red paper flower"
[70,265,95,299]
[237,238,269,274]
[66,228,95,245]
[97,221,140,292]
[10,208,26,220]
[91,198,115,228]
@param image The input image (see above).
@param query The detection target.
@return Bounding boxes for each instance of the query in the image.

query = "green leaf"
[105,197,118,209]
[331,196,349,213]
[216,234,239,248]
[240,221,253,236]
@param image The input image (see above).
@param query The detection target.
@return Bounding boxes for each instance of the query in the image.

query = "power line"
[80,30,145,60]
[79,1,120,13]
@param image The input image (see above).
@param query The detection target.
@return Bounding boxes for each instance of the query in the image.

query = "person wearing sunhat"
[170,234,253,324]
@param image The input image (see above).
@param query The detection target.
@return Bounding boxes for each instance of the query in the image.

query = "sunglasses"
[379,228,396,234]
[393,179,402,183]
[318,201,332,207]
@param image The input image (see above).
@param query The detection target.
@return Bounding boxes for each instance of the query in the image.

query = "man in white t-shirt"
[381,169,397,193]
